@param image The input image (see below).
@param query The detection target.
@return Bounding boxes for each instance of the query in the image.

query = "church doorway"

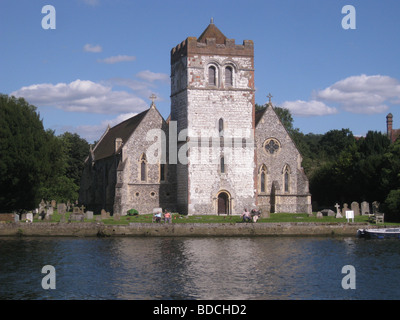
[217,191,230,215]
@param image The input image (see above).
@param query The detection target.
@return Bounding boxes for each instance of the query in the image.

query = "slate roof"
[93,109,149,161]
[197,21,228,44]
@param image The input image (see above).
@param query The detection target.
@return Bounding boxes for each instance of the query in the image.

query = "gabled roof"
[92,109,149,161]
[198,20,227,44]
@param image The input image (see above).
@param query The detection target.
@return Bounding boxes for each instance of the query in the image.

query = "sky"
[1,0,400,142]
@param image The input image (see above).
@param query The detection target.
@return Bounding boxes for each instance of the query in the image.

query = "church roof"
[93,109,149,161]
[197,20,227,44]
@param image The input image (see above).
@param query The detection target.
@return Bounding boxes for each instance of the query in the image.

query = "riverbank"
[0,221,371,237]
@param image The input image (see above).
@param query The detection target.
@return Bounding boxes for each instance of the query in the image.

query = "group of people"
[241,208,261,223]
[153,210,172,223]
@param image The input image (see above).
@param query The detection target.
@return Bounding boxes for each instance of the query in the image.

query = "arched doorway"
[217,191,230,215]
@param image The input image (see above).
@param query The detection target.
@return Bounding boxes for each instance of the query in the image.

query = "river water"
[0,236,399,300]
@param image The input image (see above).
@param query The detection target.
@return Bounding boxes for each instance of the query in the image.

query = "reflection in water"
[0,236,400,300]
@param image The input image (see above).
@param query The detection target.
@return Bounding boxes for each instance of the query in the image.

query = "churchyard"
[1,199,393,225]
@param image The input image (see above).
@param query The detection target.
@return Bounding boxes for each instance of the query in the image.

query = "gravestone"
[321,209,335,217]
[85,211,93,220]
[316,212,323,219]
[51,200,56,208]
[361,201,370,215]
[26,213,33,223]
[335,203,340,215]
[57,203,67,215]
[336,211,343,218]
[372,201,380,214]
[73,207,81,214]
[21,213,27,221]
[47,207,54,215]
[101,209,107,220]
[113,213,120,221]
[351,202,360,216]
[39,200,46,214]
[342,203,349,216]
[69,213,84,222]
[14,213,19,222]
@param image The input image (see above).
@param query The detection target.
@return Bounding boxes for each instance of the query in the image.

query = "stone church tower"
[170,20,256,215]
[79,20,312,216]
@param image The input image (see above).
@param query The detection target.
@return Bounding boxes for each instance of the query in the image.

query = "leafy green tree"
[0,95,50,211]
[59,132,90,186]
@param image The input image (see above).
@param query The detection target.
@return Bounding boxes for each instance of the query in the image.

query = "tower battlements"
[171,23,253,64]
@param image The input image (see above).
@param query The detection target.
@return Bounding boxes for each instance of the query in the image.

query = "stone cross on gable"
[149,94,157,105]
[267,93,273,104]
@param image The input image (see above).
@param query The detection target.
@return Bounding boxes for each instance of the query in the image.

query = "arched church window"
[140,153,147,182]
[225,66,233,86]
[260,165,267,193]
[209,66,216,86]
[219,118,224,136]
[283,165,290,193]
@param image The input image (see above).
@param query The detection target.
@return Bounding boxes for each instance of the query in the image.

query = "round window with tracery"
[264,138,281,155]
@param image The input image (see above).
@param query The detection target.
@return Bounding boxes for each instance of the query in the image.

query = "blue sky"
[1,0,400,142]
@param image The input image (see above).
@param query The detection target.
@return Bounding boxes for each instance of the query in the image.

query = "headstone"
[372,201,380,214]
[342,203,349,216]
[21,213,27,221]
[14,213,19,223]
[39,200,46,214]
[101,209,107,219]
[113,213,120,221]
[335,212,343,218]
[26,213,33,223]
[351,202,360,216]
[47,207,54,215]
[321,209,335,217]
[334,203,340,215]
[51,200,56,208]
[73,207,81,214]
[85,211,93,220]
[316,212,323,219]
[361,201,370,215]
[57,203,67,215]
[69,213,84,222]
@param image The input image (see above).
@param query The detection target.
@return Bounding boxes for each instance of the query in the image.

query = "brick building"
[79,21,312,215]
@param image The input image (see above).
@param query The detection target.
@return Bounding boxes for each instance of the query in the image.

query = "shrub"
[127,209,139,216]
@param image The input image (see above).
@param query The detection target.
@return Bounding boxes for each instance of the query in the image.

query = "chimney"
[387,113,393,142]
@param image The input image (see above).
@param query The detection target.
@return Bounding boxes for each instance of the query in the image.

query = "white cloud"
[314,74,400,114]
[97,55,136,64]
[83,44,102,53]
[74,113,138,142]
[11,79,147,114]
[281,100,338,117]
[136,70,170,83]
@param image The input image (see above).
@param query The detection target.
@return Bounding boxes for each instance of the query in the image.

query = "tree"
[59,132,90,186]
[0,95,50,211]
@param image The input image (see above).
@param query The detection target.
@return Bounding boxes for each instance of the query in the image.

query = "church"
[79,21,312,216]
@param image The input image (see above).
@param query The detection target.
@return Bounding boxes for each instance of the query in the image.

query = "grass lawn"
[31,211,395,226]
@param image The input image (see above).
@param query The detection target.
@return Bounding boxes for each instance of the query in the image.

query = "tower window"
[220,156,225,173]
[219,118,224,136]
[225,66,233,86]
[160,163,166,182]
[208,66,216,86]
